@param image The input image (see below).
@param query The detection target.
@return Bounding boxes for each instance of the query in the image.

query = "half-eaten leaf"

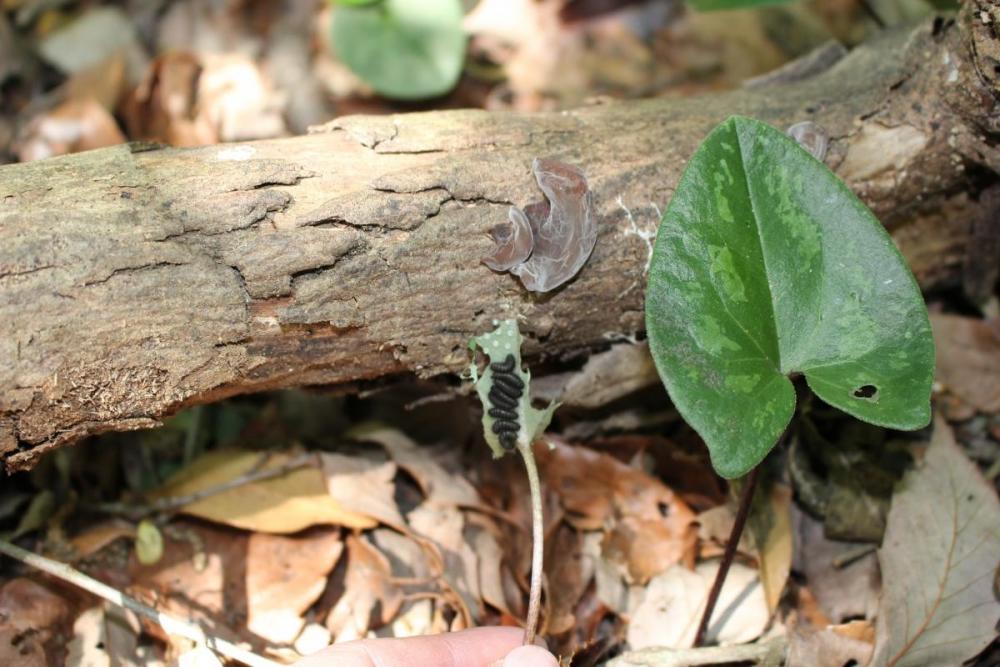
[645,116,933,478]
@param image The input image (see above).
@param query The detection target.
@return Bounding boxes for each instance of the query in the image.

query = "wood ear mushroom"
[483,158,596,293]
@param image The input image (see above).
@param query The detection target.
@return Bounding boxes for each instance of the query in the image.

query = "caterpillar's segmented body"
[489,354,523,450]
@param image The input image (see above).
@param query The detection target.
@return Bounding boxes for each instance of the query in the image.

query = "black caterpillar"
[488,354,524,451]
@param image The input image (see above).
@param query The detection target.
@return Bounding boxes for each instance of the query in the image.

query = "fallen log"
[1,3,998,471]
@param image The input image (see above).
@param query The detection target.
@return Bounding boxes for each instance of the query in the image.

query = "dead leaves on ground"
[869,418,1000,667]
[3,407,998,666]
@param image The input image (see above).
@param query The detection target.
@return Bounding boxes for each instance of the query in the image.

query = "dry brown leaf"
[326,534,403,642]
[65,606,110,667]
[791,505,879,623]
[533,342,660,408]
[408,501,480,623]
[355,426,481,507]
[370,528,433,580]
[246,528,344,645]
[122,52,216,146]
[626,561,768,650]
[0,626,46,667]
[197,53,287,142]
[749,483,792,613]
[470,525,512,618]
[69,521,136,558]
[0,578,70,636]
[931,313,1000,413]
[152,450,375,534]
[66,53,127,112]
[537,439,697,584]
[129,520,249,635]
[787,625,874,667]
[545,523,594,635]
[870,418,1000,667]
[15,97,125,162]
[320,453,407,530]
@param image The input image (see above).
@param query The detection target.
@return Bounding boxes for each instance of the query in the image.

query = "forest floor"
[1,1,997,666]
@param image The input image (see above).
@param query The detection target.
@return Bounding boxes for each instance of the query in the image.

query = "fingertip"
[501,644,560,667]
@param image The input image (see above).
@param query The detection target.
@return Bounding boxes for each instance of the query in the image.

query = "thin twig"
[609,636,787,666]
[0,539,281,667]
[832,543,877,569]
[693,464,761,647]
[518,438,545,646]
[89,453,314,519]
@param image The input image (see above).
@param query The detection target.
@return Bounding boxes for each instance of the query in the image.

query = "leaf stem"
[693,463,761,647]
[518,439,545,646]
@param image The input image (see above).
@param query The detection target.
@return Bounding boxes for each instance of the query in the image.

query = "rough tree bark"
[1,3,998,472]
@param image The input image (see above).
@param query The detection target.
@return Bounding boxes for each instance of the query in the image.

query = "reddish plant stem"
[693,463,762,647]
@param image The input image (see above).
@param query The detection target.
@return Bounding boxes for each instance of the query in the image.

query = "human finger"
[294,626,529,667]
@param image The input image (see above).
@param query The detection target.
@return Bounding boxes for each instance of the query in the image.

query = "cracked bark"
[1,5,999,471]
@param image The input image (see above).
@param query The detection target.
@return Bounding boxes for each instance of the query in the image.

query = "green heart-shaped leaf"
[645,116,934,479]
[331,0,466,100]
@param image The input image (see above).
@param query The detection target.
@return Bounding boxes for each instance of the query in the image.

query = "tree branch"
[1,3,998,471]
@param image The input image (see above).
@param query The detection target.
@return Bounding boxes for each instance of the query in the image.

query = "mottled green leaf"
[330,0,466,100]
[645,116,933,478]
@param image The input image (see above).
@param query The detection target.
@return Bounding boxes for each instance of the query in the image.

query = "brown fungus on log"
[483,158,596,292]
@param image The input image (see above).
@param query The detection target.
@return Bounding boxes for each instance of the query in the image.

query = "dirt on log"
[1,4,998,472]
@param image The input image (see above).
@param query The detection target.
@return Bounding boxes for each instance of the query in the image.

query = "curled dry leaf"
[748,483,792,614]
[869,418,1000,667]
[407,502,480,624]
[354,426,481,507]
[483,158,596,293]
[326,535,403,642]
[122,52,216,147]
[546,522,600,637]
[151,450,374,534]
[320,453,407,531]
[69,521,136,559]
[15,97,125,162]
[537,439,697,584]
[246,528,344,645]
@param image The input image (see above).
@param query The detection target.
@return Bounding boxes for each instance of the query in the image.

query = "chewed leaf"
[483,158,596,293]
[646,116,933,478]
[469,320,558,457]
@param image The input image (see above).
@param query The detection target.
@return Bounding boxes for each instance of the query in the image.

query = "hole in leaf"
[843,661,859,667]
[853,384,878,400]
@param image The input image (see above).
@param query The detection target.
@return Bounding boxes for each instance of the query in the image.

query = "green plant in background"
[645,115,933,480]
[330,0,467,100]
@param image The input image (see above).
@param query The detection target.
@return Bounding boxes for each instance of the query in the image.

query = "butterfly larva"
[488,353,524,450]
